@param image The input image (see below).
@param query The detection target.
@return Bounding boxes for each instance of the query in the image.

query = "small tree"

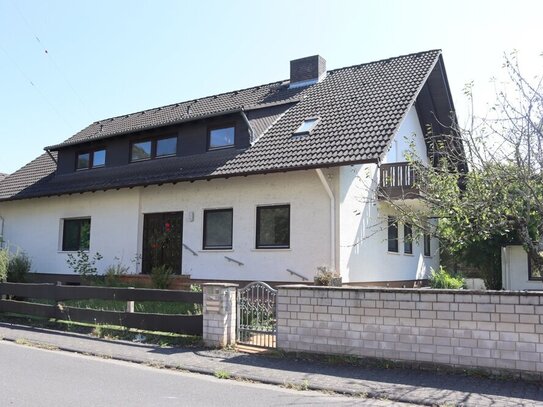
[66,251,103,282]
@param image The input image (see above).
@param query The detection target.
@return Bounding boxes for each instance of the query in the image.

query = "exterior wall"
[0,190,141,275]
[0,170,331,282]
[277,286,543,378]
[502,245,543,290]
[382,105,429,165]
[337,105,437,284]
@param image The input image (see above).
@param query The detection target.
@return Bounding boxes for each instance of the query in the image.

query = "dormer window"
[131,141,152,161]
[293,118,319,137]
[76,149,106,170]
[130,136,177,162]
[208,125,235,150]
[156,137,177,157]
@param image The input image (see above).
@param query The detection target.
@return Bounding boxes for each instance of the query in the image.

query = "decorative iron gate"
[237,281,277,348]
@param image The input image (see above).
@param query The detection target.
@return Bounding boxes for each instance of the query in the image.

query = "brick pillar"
[202,283,238,347]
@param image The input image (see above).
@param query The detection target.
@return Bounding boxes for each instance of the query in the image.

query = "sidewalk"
[0,321,542,406]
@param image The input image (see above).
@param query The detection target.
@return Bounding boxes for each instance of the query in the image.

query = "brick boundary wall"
[276,285,543,378]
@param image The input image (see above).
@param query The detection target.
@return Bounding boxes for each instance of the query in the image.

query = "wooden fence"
[0,282,203,335]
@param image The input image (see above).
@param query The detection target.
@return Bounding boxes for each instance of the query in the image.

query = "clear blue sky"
[1,0,541,174]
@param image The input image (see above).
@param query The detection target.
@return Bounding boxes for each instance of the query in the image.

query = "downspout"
[315,169,336,271]
[0,215,4,247]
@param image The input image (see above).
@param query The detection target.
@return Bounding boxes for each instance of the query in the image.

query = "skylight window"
[293,118,319,136]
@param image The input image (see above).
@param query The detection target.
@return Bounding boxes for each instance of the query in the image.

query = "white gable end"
[382,105,429,165]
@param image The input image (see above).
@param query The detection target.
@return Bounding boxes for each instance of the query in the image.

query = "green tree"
[389,52,543,283]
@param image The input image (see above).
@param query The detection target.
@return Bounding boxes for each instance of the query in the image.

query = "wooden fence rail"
[0,282,203,335]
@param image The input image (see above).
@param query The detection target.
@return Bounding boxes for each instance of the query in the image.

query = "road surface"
[0,341,413,406]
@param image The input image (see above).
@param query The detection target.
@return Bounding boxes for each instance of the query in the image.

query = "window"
[76,149,106,170]
[130,137,177,162]
[76,153,90,170]
[131,141,152,161]
[203,209,233,250]
[156,137,177,157]
[387,216,398,252]
[423,233,431,257]
[256,205,290,248]
[208,126,235,150]
[62,218,91,251]
[293,118,319,135]
[528,258,542,280]
[404,223,413,254]
[92,150,106,167]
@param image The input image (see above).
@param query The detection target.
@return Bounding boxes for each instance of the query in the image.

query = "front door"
[142,212,183,274]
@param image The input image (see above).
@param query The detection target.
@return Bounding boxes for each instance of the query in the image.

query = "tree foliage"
[391,52,543,284]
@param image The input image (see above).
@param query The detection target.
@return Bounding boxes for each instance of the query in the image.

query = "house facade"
[0,51,457,285]
[501,245,543,290]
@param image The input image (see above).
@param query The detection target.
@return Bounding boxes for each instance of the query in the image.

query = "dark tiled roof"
[1,50,443,201]
[0,153,57,200]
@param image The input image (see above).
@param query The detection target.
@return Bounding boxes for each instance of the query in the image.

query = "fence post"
[126,287,135,313]
[202,283,238,347]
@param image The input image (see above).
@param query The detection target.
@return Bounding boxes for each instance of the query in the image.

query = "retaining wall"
[276,286,543,377]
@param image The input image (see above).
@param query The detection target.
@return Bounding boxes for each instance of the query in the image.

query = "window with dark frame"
[404,223,413,254]
[208,126,235,150]
[423,233,431,257]
[62,218,91,251]
[203,209,233,250]
[387,216,398,252]
[528,258,542,280]
[76,149,106,170]
[131,140,152,161]
[156,137,177,157]
[256,205,290,249]
[130,136,177,162]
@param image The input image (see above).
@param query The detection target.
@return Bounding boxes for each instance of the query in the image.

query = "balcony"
[378,162,419,200]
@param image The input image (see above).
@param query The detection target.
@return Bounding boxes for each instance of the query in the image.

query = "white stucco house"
[501,245,543,290]
[0,50,460,286]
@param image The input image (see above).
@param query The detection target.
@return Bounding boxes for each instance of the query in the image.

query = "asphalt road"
[0,341,413,406]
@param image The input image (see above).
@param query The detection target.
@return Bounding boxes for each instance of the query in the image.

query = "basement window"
[293,118,319,136]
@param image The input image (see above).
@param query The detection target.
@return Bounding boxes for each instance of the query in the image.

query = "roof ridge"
[326,49,442,74]
[92,79,289,126]
[88,50,441,127]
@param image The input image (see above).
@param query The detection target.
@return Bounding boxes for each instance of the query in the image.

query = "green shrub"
[429,266,466,289]
[104,262,129,286]
[0,247,9,282]
[7,251,31,282]
[150,265,173,289]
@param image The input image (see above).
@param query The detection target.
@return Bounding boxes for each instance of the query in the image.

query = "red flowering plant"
[150,222,173,250]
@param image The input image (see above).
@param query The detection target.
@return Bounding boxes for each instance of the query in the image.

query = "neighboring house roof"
[0,173,7,182]
[0,49,451,202]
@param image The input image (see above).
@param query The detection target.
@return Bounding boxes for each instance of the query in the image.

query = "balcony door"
[142,212,183,274]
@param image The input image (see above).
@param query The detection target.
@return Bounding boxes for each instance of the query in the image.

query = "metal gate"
[237,281,277,348]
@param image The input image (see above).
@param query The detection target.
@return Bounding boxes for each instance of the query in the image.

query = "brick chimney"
[289,55,326,88]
